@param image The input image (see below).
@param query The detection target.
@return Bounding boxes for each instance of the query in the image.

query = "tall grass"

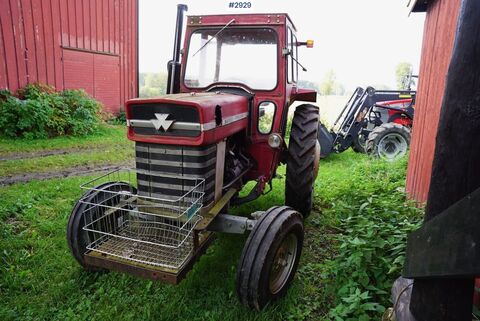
[0,145,422,320]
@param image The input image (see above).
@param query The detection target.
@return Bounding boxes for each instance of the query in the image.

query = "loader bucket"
[317,122,334,158]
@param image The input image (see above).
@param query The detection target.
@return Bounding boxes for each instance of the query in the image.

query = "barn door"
[63,49,120,113]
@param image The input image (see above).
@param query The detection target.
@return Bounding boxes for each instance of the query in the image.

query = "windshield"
[184,28,278,90]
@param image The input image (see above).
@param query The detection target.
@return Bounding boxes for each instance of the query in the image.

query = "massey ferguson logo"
[151,113,174,131]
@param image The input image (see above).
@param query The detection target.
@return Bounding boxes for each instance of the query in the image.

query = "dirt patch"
[0,146,112,161]
[0,161,135,186]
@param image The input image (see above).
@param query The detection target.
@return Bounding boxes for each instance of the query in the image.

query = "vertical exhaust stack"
[167,4,188,94]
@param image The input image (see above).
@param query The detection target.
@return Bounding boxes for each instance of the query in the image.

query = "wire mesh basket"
[79,168,205,269]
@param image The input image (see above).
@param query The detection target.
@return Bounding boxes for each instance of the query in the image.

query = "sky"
[139,0,426,91]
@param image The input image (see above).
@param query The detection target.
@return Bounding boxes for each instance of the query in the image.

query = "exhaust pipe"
[167,4,188,94]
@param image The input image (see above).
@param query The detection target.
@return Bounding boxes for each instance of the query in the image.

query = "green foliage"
[108,111,127,125]
[318,157,423,320]
[297,80,319,92]
[139,72,168,97]
[0,84,101,139]
[319,70,345,96]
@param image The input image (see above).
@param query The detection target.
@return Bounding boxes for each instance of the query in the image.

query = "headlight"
[268,133,283,149]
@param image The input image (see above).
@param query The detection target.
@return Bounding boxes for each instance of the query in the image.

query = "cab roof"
[186,13,297,32]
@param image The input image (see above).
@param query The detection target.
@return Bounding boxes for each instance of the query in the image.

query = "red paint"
[126,13,313,188]
[126,93,249,146]
[376,99,414,127]
[291,88,317,103]
[0,0,138,114]
[94,54,120,114]
[63,49,94,95]
[406,0,461,203]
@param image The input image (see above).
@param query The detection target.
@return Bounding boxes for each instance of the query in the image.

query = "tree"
[139,72,168,98]
[334,83,346,96]
[297,80,319,92]
[319,70,336,96]
[395,62,414,90]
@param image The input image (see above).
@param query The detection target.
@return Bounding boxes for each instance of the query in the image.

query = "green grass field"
[0,127,422,321]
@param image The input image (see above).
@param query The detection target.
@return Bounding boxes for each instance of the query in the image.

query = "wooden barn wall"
[0,0,138,113]
[406,0,461,203]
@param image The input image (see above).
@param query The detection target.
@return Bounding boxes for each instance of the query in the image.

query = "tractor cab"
[173,11,317,183]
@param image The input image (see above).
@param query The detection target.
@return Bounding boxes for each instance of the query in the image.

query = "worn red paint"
[406,0,461,203]
[126,93,249,146]
[0,0,138,114]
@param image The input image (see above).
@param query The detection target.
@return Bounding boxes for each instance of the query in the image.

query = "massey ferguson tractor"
[67,5,320,310]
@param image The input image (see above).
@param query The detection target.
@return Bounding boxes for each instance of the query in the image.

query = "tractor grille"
[135,142,216,205]
[129,103,200,137]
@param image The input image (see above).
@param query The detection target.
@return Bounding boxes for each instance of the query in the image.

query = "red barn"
[406,0,462,203]
[0,0,138,114]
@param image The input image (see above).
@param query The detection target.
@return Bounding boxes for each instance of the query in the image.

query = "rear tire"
[67,182,135,270]
[366,123,411,161]
[286,104,319,218]
[236,206,304,310]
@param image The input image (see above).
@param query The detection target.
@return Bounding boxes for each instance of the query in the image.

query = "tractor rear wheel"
[286,104,319,218]
[67,182,136,270]
[366,122,411,161]
[236,206,304,310]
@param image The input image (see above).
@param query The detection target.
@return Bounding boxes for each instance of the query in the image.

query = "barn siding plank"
[109,0,114,53]
[96,0,103,52]
[42,0,55,85]
[82,0,90,50]
[0,15,8,88]
[103,0,109,52]
[89,0,96,51]
[32,0,47,83]
[0,0,17,89]
[406,0,461,203]
[114,0,119,54]
[50,0,63,89]
[67,0,76,47]
[11,0,29,86]
[75,0,84,49]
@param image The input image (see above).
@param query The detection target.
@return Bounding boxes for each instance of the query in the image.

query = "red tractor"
[67,5,320,310]
[318,87,415,161]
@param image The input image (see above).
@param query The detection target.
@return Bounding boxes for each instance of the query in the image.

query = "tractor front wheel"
[366,122,411,161]
[236,206,304,310]
[352,134,367,153]
[286,104,320,218]
[67,182,136,270]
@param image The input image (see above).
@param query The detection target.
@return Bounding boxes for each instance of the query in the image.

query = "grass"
[0,147,133,177]
[0,124,133,177]
[0,130,422,320]
[0,125,129,155]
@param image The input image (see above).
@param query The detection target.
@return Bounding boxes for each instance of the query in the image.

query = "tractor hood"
[125,92,249,146]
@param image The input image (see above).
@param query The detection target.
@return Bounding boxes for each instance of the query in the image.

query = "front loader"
[67,5,320,310]
[318,86,416,160]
